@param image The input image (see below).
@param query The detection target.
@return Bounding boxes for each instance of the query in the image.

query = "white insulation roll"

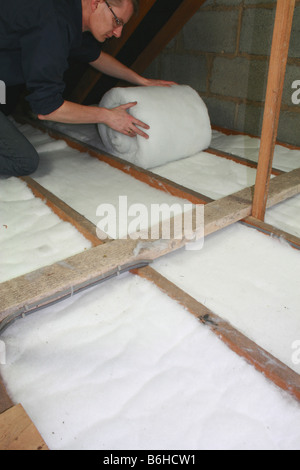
[98,85,212,169]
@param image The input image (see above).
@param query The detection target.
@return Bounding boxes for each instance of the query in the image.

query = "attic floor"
[0,120,300,450]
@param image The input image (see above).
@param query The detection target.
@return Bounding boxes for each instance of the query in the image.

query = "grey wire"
[0,260,150,335]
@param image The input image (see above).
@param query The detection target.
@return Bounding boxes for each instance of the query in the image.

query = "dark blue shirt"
[0,0,102,114]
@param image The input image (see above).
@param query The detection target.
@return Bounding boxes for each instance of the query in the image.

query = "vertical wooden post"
[252,0,295,221]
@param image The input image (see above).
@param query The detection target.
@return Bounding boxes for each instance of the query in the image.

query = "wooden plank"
[132,0,205,74]
[21,176,106,246]
[266,166,300,207]
[1,168,300,329]
[23,140,300,250]
[14,117,293,210]
[85,147,212,205]
[0,404,48,450]
[135,266,300,402]
[20,152,300,252]
[14,124,300,251]
[73,139,211,205]
[206,148,284,176]
[242,216,300,251]
[0,135,299,444]
[252,0,295,220]
[19,128,300,252]
[13,116,300,250]
[14,115,211,205]
[2,117,298,447]
[212,124,300,151]
[203,168,300,237]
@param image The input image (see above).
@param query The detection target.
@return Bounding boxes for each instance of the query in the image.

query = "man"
[0,0,174,177]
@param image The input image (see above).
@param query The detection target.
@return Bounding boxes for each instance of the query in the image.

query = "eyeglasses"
[104,0,124,28]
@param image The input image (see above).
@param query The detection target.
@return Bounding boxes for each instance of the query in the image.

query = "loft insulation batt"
[1,123,300,449]
[35,119,300,237]
[41,122,300,173]
[97,85,212,169]
[153,223,300,374]
[152,151,258,200]
[0,177,91,283]
[2,273,300,450]
[29,146,191,239]
[9,123,191,240]
[211,131,300,172]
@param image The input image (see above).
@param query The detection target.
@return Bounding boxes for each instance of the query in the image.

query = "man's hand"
[38,100,149,139]
[105,102,150,139]
[141,78,177,87]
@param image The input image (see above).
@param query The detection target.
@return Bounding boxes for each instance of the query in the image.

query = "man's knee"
[15,147,40,176]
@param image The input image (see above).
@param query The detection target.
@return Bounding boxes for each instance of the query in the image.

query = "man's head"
[109,0,139,14]
[82,0,139,42]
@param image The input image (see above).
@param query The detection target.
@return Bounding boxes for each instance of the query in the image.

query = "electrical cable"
[0,260,150,335]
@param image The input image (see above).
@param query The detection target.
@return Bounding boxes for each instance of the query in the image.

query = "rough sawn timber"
[1,167,300,327]
[0,404,48,450]
[135,266,300,402]
[252,0,295,220]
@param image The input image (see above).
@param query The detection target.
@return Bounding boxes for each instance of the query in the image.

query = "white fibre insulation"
[0,121,300,450]
[98,86,212,169]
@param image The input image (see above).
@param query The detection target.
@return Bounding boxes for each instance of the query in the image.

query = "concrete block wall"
[145,0,300,146]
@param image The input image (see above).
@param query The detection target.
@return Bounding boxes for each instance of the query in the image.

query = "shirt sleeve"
[20,19,71,115]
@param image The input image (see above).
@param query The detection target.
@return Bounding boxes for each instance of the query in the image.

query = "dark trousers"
[0,111,39,176]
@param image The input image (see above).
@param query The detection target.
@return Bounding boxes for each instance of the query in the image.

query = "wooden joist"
[1,163,300,405]
[135,266,300,403]
[14,115,300,254]
[15,116,213,205]
[205,148,284,176]
[14,118,300,254]
[42,126,300,250]
[22,157,300,253]
[1,0,299,450]
[13,115,288,204]
[1,167,300,330]
[18,123,300,253]
[1,137,300,450]
[242,217,300,251]
[20,176,104,246]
